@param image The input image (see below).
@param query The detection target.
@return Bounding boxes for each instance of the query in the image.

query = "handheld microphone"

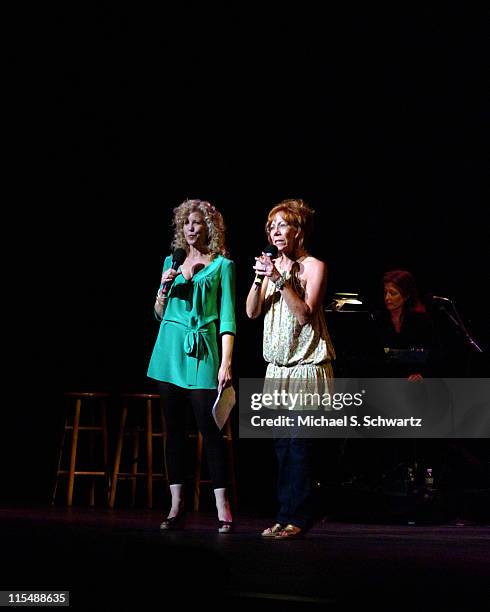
[254,244,278,287]
[162,248,186,294]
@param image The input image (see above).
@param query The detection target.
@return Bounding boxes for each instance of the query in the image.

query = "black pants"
[158,382,227,489]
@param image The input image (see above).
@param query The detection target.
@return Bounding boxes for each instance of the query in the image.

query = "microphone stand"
[437,298,484,353]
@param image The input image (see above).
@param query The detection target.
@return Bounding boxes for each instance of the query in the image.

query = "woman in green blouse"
[148,199,236,533]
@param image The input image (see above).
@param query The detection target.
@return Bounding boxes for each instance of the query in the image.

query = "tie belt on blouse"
[183,324,215,385]
[184,328,209,357]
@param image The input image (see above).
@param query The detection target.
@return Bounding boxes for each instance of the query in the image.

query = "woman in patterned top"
[246,199,335,538]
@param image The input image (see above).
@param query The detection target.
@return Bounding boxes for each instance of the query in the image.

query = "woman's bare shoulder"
[302,256,327,274]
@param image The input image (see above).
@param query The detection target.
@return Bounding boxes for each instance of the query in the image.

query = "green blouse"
[147,255,236,389]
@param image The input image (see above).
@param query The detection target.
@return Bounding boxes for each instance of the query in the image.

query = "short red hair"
[265,199,315,249]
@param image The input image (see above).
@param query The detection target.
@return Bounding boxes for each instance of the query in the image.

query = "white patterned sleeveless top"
[263,262,335,380]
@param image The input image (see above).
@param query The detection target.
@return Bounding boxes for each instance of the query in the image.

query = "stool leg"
[193,432,203,511]
[146,399,153,509]
[101,400,109,504]
[109,403,128,509]
[51,414,68,506]
[67,399,82,506]
[88,407,96,507]
[130,431,140,507]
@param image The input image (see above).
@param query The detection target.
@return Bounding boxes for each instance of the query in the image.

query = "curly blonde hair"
[171,199,228,257]
[265,198,315,250]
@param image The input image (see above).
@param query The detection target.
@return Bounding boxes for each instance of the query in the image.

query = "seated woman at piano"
[374,269,435,380]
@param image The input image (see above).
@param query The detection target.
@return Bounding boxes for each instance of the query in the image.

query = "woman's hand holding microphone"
[156,268,181,305]
[253,253,281,283]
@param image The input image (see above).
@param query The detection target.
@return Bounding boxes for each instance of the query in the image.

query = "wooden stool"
[109,393,167,509]
[52,392,110,507]
[193,418,237,511]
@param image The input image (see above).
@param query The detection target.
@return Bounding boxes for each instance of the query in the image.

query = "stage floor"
[1,506,489,610]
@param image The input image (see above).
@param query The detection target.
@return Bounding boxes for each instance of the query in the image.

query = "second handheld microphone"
[254,244,279,287]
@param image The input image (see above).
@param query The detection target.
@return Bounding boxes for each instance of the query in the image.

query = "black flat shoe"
[218,520,233,534]
[160,512,186,530]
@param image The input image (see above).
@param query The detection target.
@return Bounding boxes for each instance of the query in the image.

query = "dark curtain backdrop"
[8,6,488,505]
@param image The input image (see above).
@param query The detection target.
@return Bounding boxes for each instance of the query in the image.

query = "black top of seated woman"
[375,309,434,350]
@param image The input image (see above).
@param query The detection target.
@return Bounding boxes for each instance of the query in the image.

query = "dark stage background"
[9,6,488,514]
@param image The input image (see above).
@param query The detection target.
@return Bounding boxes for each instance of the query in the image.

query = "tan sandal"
[274,524,303,539]
[261,523,284,537]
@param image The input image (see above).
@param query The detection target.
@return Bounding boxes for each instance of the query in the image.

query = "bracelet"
[273,274,286,291]
[155,294,167,306]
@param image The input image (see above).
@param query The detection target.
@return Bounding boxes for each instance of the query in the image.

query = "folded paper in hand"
[212,386,236,430]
